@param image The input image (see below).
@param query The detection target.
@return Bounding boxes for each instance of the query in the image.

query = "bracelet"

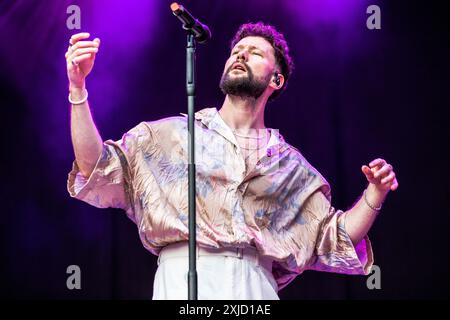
[363,189,382,212]
[68,88,88,105]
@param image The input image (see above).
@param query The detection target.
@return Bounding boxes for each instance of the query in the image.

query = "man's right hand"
[65,32,101,90]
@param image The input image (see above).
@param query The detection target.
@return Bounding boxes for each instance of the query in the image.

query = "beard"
[219,63,271,100]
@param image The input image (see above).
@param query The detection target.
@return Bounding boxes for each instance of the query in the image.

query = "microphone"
[170,2,212,44]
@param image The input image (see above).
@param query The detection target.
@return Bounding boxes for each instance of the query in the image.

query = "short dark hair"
[230,22,294,102]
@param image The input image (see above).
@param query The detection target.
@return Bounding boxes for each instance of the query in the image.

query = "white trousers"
[152,242,279,300]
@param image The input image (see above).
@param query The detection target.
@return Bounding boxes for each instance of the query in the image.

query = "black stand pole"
[186,32,198,300]
[170,1,211,300]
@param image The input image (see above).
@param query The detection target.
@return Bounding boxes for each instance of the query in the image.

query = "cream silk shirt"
[68,107,373,291]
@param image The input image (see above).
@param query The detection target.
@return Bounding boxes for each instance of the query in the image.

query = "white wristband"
[69,88,88,105]
[363,189,383,212]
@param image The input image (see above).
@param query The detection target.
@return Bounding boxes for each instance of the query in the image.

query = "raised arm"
[65,32,102,178]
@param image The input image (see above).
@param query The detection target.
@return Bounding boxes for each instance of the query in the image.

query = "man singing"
[66,22,398,299]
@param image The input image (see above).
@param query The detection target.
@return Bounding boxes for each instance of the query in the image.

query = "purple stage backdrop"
[0,0,448,299]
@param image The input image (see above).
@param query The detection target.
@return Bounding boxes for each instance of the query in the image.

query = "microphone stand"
[186,32,198,300]
[171,1,211,301]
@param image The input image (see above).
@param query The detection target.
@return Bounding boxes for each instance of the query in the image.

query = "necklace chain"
[231,129,271,169]
[241,143,269,166]
[232,128,269,140]
[237,135,270,165]
[230,129,272,170]
[239,142,267,150]
[236,135,269,150]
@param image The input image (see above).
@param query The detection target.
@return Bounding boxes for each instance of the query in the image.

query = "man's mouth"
[231,63,246,72]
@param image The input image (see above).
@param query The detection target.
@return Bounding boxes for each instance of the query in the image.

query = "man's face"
[220,36,277,100]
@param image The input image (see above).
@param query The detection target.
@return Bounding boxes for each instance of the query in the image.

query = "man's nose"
[236,50,248,62]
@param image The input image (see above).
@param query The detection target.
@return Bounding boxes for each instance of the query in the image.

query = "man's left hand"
[362,158,399,194]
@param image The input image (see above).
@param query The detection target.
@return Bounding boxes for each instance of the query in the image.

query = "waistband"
[157,242,273,273]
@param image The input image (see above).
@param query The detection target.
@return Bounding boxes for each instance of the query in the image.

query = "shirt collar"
[180,107,289,154]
